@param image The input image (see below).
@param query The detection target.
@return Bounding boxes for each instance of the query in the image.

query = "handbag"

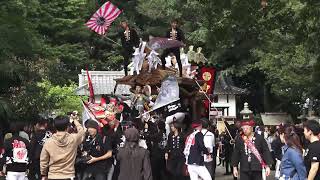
[75,155,92,166]
[75,137,96,166]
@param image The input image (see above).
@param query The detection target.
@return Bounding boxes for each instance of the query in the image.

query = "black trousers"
[204,161,214,180]
[161,48,182,77]
[225,148,233,174]
[122,47,134,76]
[112,161,120,180]
[240,171,262,180]
[29,161,41,180]
[151,155,166,180]
[81,171,106,180]
[169,175,188,180]
[225,158,232,173]
[212,155,217,180]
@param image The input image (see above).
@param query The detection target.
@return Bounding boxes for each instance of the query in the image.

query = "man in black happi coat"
[231,120,273,180]
[119,21,140,76]
[161,19,185,77]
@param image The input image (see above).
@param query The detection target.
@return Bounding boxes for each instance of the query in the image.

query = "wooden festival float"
[114,57,207,122]
[76,38,211,130]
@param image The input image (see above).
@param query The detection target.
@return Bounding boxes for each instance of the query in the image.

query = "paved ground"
[0,164,275,180]
[215,164,234,180]
[214,164,275,180]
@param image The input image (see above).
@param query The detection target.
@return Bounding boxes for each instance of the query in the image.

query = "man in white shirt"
[201,118,216,180]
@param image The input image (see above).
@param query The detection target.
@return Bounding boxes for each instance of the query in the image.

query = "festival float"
[75,41,215,132]
[75,1,240,133]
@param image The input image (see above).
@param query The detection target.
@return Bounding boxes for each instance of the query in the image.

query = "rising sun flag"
[86,1,122,35]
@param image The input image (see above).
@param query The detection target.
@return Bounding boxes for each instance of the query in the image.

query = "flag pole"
[222,118,235,141]
[194,79,216,107]
[194,79,212,103]
[194,79,214,122]
[194,78,235,141]
[103,35,122,47]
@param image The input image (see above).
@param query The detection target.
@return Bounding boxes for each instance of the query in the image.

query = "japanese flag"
[86,1,122,35]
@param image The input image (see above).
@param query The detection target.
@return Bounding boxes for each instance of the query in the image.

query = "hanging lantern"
[261,0,268,9]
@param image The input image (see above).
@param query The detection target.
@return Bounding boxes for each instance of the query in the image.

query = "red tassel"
[86,67,95,103]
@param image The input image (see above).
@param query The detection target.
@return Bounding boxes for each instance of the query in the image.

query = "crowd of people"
[217,119,320,180]
[0,112,320,180]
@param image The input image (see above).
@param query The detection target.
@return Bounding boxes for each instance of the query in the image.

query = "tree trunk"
[263,84,272,112]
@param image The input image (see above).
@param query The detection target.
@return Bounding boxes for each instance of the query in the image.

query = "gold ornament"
[202,72,212,81]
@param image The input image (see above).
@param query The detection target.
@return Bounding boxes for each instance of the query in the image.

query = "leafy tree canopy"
[0,0,319,121]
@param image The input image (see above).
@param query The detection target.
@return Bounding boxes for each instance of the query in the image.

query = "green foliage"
[1,0,320,120]
[253,44,315,98]
[137,0,182,21]
[37,80,82,115]
[0,0,126,120]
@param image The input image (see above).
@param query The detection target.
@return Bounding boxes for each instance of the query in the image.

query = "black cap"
[86,120,99,130]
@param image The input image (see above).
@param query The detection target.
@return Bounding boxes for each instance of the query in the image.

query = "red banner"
[198,67,216,112]
[199,67,216,95]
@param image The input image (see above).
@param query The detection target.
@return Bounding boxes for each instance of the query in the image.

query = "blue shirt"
[280,145,307,180]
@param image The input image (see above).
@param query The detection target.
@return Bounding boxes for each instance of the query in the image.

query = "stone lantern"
[240,102,253,120]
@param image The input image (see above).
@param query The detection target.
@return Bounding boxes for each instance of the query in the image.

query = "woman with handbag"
[279,126,307,180]
[165,122,187,180]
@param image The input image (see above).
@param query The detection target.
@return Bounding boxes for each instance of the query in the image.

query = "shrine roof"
[75,70,131,95]
[261,113,293,126]
[213,72,248,95]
